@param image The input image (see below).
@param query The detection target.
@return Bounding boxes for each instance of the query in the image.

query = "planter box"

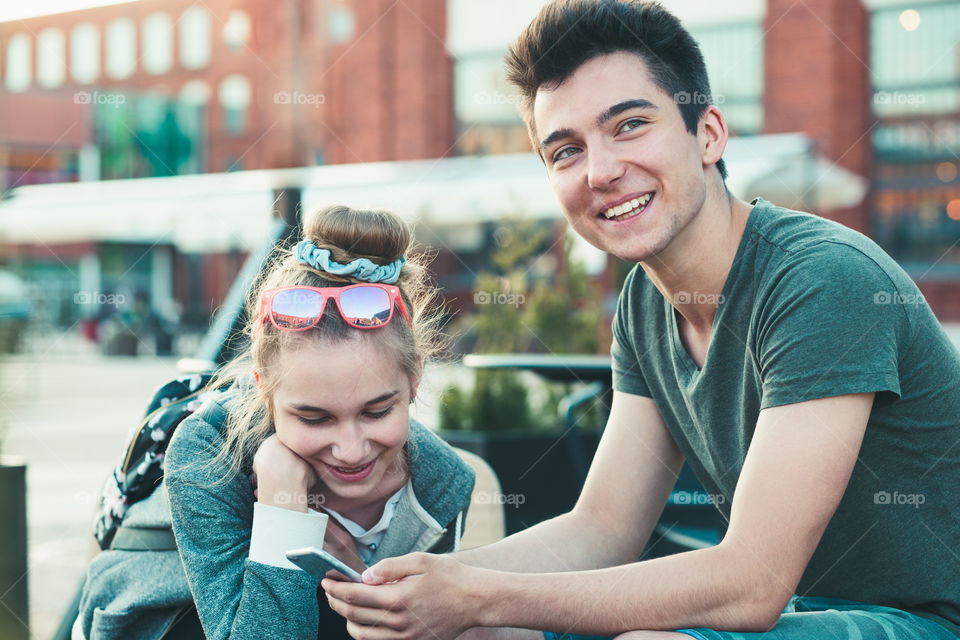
[440,431,727,554]
[440,429,602,535]
[0,456,28,640]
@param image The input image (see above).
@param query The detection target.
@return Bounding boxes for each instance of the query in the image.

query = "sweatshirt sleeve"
[164,413,322,640]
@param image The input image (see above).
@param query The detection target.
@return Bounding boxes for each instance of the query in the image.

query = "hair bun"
[304,205,411,265]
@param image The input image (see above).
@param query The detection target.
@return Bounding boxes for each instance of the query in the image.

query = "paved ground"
[0,333,184,640]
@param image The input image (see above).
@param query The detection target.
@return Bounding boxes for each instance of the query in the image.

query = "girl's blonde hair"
[208,204,442,478]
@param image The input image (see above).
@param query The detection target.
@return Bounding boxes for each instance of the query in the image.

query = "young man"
[323,2,960,639]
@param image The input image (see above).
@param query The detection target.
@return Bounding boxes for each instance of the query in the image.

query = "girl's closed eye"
[297,414,331,426]
[365,406,394,420]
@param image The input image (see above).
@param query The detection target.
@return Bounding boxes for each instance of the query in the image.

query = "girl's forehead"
[269,336,410,400]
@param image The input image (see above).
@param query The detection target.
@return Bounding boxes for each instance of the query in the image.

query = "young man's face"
[534,51,723,263]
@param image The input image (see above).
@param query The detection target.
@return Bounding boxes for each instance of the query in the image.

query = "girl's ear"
[253,369,267,400]
[409,358,423,403]
[254,369,275,416]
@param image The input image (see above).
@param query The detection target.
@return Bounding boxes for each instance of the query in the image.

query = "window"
[871,3,960,117]
[37,28,66,88]
[179,79,211,106]
[5,33,31,92]
[178,80,211,174]
[870,3,960,268]
[219,74,251,135]
[106,18,136,79]
[142,12,173,75]
[454,54,523,126]
[690,22,764,135]
[179,6,211,70]
[222,10,251,50]
[71,23,100,84]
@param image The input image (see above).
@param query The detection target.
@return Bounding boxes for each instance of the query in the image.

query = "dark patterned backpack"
[93,372,223,550]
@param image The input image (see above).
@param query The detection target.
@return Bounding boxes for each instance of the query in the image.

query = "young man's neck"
[640,184,753,333]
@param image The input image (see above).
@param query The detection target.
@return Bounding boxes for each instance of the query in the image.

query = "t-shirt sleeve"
[755,243,907,409]
[611,267,653,397]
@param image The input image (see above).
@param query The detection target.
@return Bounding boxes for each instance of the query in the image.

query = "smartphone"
[285,546,364,582]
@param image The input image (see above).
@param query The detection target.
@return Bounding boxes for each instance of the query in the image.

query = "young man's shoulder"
[749,199,897,275]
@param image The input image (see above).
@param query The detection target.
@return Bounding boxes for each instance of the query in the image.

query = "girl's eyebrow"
[290,390,399,413]
[364,390,400,406]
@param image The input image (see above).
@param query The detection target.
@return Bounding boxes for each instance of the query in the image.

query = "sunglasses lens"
[339,286,392,327]
[270,288,325,329]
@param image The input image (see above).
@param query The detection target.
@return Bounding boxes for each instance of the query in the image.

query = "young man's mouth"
[600,192,654,222]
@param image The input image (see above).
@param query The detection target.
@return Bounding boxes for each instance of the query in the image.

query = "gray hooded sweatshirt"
[78,394,475,640]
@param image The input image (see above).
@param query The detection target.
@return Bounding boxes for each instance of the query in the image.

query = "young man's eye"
[552,146,580,163]
[620,118,646,132]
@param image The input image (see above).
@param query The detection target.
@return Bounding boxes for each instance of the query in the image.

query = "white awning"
[722,133,869,211]
[0,133,867,253]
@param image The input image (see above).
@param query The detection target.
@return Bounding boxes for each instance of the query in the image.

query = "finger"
[326,594,408,629]
[346,619,412,640]
[322,580,390,607]
[363,553,430,584]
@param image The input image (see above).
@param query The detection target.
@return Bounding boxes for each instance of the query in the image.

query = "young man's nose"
[586,145,626,191]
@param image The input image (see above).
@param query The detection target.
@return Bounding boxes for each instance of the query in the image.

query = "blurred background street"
[0,333,180,640]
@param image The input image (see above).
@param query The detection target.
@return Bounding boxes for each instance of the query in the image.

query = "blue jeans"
[543,597,957,640]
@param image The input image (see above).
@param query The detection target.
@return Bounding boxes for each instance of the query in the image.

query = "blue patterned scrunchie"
[294,239,406,284]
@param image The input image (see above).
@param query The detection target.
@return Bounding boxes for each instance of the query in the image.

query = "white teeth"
[335,462,369,473]
[603,193,652,219]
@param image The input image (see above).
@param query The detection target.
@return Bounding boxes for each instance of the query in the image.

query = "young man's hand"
[323,553,479,640]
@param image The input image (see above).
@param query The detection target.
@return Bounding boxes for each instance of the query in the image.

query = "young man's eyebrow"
[539,127,577,155]
[596,99,658,127]
[539,99,658,155]
[290,390,399,413]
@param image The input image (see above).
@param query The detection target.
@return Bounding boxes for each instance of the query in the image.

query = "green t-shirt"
[611,198,960,635]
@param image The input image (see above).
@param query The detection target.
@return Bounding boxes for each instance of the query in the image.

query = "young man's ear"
[699,104,728,173]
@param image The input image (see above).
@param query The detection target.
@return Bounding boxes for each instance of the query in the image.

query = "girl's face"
[267,334,416,510]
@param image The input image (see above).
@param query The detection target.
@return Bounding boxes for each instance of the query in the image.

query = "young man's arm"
[323,392,872,640]
[451,390,685,573]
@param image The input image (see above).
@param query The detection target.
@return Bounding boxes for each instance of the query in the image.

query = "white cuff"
[249,502,329,569]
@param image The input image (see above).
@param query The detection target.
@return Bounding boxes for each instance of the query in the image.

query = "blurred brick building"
[0,0,455,327]
[0,0,958,332]
[0,0,453,178]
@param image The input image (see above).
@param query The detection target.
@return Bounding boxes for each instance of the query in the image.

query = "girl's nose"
[330,423,371,465]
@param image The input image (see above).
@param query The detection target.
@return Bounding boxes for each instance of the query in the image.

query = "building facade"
[0,0,455,332]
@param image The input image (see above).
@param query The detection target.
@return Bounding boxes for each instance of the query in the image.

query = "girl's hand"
[251,434,316,512]
[323,516,367,574]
